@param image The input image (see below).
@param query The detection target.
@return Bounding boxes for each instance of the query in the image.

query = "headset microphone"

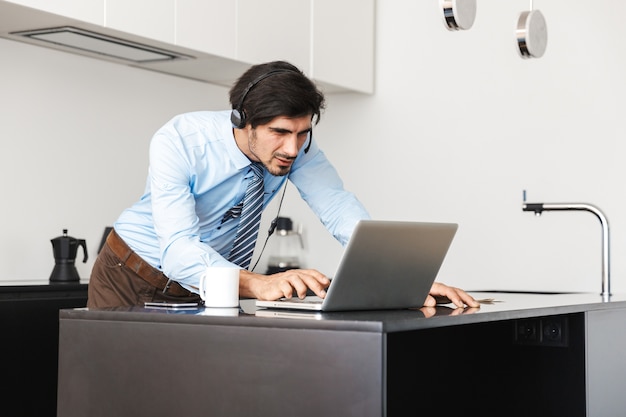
[304,131,312,154]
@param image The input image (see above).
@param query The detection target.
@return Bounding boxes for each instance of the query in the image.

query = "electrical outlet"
[515,318,540,344]
[514,316,568,347]
[540,316,568,347]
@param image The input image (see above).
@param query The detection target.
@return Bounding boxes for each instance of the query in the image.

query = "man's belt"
[106,229,192,297]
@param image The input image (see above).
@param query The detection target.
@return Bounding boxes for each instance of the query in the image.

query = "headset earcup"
[230,109,246,129]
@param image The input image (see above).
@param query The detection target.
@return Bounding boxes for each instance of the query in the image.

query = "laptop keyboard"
[281,296,324,304]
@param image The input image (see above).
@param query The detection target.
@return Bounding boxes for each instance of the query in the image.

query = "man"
[88,60,478,309]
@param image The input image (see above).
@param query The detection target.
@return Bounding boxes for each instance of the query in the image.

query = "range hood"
[0,1,251,89]
[12,26,190,63]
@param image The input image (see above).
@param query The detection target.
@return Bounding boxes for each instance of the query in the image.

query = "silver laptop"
[255,220,458,312]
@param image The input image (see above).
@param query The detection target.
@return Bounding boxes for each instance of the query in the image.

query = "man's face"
[244,115,312,176]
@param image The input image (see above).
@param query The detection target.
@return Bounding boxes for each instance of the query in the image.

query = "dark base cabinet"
[387,314,587,416]
[0,283,88,417]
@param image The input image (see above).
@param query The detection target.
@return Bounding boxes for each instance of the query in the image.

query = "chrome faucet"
[521,191,611,301]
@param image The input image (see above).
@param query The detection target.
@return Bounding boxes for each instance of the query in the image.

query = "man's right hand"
[239,269,330,301]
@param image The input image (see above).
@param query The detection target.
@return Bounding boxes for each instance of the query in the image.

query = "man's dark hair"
[229,61,326,128]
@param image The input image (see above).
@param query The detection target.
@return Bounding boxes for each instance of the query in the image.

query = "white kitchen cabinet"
[175,0,237,60]
[105,0,175,45]
[312,0,375,93]
[237,0,311,70]
[174,0,311,68]
[0,0,374,93]
[218,0,374,93]
[3,0,104,25]
[233,0,374,93]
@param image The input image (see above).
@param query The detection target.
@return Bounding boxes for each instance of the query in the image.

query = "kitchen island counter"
[58,292,626,417]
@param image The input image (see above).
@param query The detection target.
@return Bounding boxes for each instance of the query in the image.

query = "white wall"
[2,0,626,296]
[280,0,626,295]
[0,37,228,282]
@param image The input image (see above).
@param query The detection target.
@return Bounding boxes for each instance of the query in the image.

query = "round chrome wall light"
[440,0,477,31]
[516,5,547,58]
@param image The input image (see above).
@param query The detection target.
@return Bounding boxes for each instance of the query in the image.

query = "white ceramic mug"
[198,267,240,308]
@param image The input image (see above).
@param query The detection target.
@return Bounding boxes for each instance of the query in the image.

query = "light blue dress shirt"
[114,110,370,291]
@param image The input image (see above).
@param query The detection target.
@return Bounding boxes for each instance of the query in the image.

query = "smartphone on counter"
[144,301,201,309]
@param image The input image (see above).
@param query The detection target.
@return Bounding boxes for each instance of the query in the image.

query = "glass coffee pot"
[266,217,304,274]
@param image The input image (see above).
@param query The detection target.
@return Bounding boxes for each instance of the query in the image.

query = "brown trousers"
[87,238,201,308]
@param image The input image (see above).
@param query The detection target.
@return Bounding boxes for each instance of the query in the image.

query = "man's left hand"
[423,282,480,308]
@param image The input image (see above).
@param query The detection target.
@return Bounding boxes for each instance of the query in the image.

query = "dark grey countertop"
[0,279,89,287]
[0,280,89,299]
[59,292,626,333]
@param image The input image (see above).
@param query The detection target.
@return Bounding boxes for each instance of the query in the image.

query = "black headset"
[230,68,312,153]
[231,69,295,129]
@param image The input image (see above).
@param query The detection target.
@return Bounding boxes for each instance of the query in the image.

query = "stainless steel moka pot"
[50,229,88,282]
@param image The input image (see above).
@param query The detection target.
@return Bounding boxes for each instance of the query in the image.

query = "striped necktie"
[228,163,265,269]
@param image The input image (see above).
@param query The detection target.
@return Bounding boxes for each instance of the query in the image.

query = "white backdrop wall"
[1,0,625,296]
[271,0,626,294]
[0,37,228,282]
